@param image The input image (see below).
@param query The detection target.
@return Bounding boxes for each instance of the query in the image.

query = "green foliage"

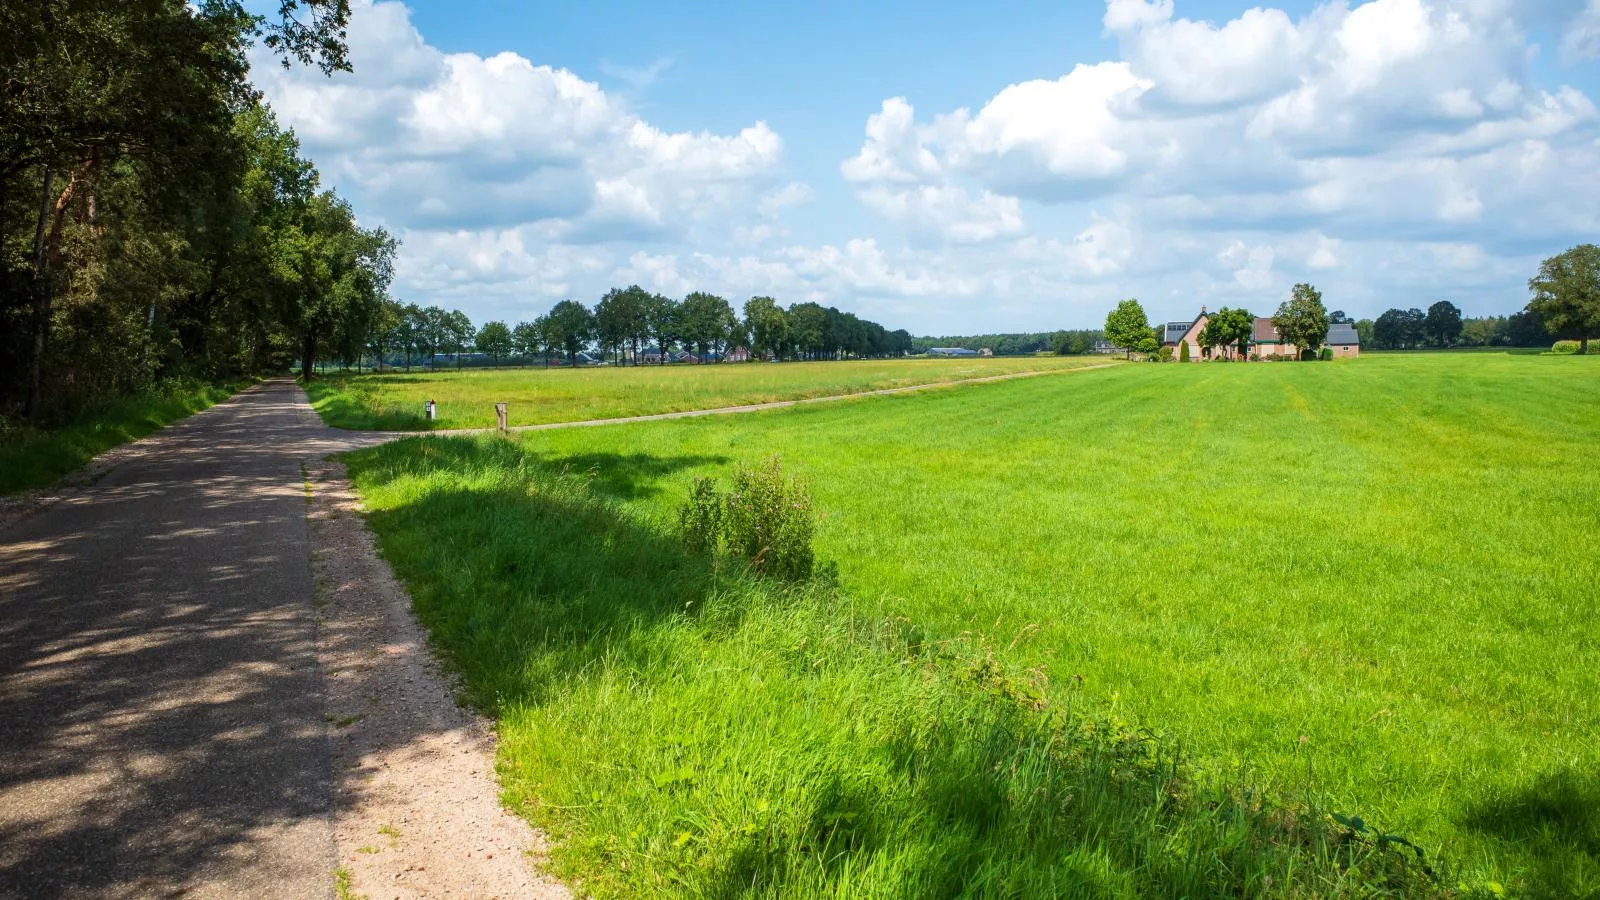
[544,300,597,367]
[0,0,358,416]
[1159,345,1175,362]
[1105,299,1155,359]
[1551,340,1584,355]
[1424,301,1464,347]
[475,321,513,366]
[1271,284,1330,354]
[1320,346,1333,361]
[679,456,815,580]
[1528,244,1600,355]
[1177,341,1189,362]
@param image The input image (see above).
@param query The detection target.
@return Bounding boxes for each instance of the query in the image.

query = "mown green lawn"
[306,355,1112,430]
[0,378,252,495]
[343,352,1599,897]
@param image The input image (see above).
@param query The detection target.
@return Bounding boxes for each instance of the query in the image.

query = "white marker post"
[425,399,436,421]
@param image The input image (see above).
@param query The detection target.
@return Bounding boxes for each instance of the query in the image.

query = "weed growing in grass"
[344,434,1444,897]
[681,455,815,580]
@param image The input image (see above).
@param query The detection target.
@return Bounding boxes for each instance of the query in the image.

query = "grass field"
[305,356,1112,430]
[0,378,252,495]
[341,352,1600,897]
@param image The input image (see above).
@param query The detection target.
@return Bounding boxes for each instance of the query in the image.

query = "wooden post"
[495,402,508,434]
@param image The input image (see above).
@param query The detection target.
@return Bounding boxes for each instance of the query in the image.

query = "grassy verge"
[345,436,1443,897]
[0,378,253,495]
[306,356,1114,431]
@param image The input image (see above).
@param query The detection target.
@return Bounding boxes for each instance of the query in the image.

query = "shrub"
[1158,346,1174,362]
[1320,347,1333,361]
[1177,341,1189,362]
[1551,340,1586,355]
[680,455,815,580]
[678,476,723,556]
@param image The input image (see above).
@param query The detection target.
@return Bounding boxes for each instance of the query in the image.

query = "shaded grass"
[0,378,252,495]
[495,351,1600,896]
[345,436,1442,898]
[306,356,1113,431]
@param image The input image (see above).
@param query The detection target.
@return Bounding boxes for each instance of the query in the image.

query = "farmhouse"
[1162,308,1363,360]
[1252,318,1362,358]
[1161,308,1241,360]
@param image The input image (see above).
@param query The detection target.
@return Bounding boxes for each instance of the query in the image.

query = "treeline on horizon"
[384,290,920,370]
[1,0,388,424]
[910,331,1104,356]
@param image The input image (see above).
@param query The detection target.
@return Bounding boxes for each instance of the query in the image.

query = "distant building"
[928,347,980,357]
[979,348,994,357]
[1091,340,1124,355]
[1159,307,1361,360]
[1324,323,1361,357]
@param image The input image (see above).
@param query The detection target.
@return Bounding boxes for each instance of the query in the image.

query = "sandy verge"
[307,458,570,900]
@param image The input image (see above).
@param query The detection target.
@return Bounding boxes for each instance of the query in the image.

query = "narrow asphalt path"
[0,380,385,899]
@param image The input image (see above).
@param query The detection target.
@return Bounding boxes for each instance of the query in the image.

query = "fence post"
[495,402,508,434]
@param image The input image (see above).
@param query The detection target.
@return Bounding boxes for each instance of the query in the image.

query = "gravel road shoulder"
[307,458,569,900]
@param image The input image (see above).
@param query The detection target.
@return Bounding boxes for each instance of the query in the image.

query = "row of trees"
[351,290,918,370]
[1,0,394,420]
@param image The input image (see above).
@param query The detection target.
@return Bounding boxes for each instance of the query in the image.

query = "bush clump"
[1551,340,1589,355]
[1320,346,1334,361]
[1177,341,1189,362]
[680,455,815,580]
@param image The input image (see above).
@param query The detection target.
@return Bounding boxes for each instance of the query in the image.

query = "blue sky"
[255,0,1600,334]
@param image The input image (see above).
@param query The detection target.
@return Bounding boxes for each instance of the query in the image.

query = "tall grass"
[306,356,1112,431]
[347,437,1442,898]
[0,377,252,495]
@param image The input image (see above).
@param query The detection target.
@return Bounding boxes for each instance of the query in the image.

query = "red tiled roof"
[1253,317,1281,342]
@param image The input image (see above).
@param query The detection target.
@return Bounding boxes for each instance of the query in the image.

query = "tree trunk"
[1581,337,1590,355]
[25,167,55,418]
[301,333,317,382]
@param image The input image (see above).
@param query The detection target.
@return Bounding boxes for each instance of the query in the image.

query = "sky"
[252,0,1600,334]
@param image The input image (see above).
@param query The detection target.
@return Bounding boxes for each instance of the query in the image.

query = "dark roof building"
[1326,323,1360,345]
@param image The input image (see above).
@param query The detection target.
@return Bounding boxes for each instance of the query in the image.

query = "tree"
[476,321,512,367]
[744,296,788,361]
[544,299,595,366]
[444,310,472,367]
[366,298,402,372]
[1423,301,1463,347]
[787,302,828,360]
[1373,308,1425,350]
[1354,318,1375,350]
[1198,307,1252,359]
[1504,308,1552,347]
[1329,309,1352,324]
[594,287,635,365]
[1105,299,1156,360]
[511,320,541,365]
[680,291,735,360]
[1270,283,1329,358]
[645,294,679,363]
[1527,244,1600,354]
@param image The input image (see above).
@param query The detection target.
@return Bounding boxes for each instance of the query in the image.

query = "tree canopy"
[1528,244,1600,354]
[1105,299,1156,359]
[1271,284,1330,356]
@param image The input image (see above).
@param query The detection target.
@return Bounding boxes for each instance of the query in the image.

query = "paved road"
[0,380,381,899]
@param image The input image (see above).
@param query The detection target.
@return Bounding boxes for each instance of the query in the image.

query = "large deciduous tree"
[1105,299,1155,360]
[545,299,596,367]
[1271,283,1330,358]
[1528,244,1600,354]
[744,296,788,361]
[476,321,511,367]
[1424,300,1463,348]
[1198,307,1253,359]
